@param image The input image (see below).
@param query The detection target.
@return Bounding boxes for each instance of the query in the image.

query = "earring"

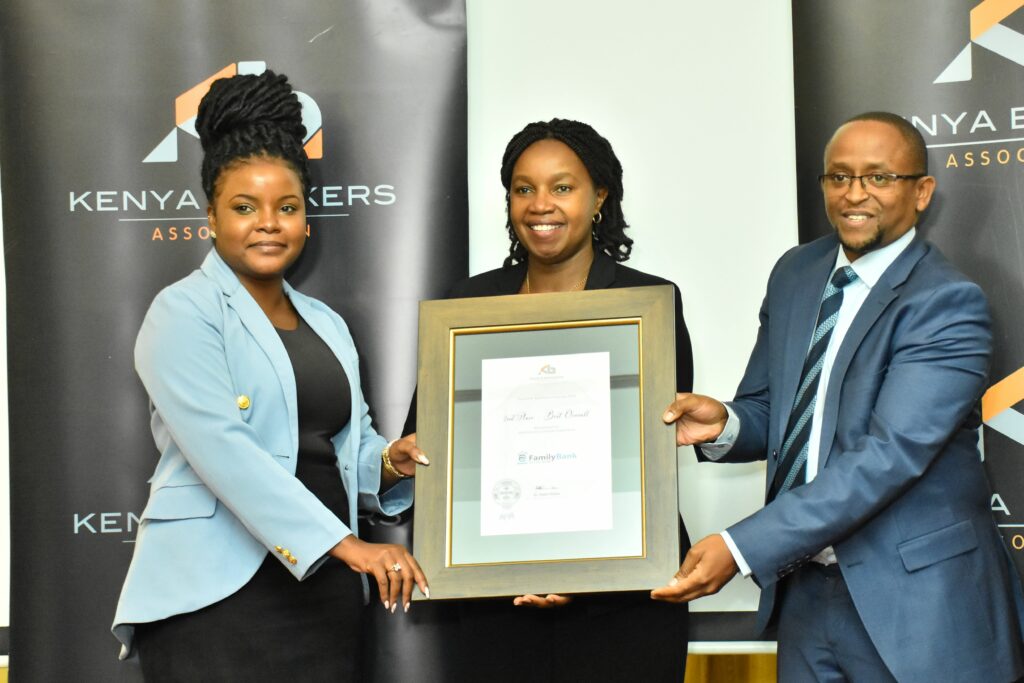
[209,231,217,239]
[592,211,603,225]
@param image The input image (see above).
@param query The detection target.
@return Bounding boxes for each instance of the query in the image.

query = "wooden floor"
[685,654,777,683]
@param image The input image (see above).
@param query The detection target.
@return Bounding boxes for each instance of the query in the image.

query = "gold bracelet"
[382,439,409,479]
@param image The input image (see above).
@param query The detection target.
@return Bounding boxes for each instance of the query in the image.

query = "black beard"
[837,227,883,257]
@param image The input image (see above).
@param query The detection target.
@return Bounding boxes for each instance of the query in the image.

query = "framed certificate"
[412,285,679,600]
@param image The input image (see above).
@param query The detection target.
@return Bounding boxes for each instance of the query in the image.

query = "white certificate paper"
[479,351,613,537]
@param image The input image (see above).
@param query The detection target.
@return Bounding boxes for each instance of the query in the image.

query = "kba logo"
[144,61,323,162]
[935,0,1024,83]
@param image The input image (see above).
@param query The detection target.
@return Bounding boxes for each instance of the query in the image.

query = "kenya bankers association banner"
[0,2,467,680]
[792,1,1024,577]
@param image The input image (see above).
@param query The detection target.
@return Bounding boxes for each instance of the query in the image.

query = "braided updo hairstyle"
[195,70,311,202]
[500,118,632,267]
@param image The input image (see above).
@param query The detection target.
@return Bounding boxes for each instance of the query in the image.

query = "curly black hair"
[500,118,632,267]
[195,70,311,202]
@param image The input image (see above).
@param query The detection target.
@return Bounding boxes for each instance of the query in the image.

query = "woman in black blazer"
[406,119,693,682]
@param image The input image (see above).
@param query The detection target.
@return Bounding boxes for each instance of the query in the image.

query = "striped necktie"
[768,266,858,502]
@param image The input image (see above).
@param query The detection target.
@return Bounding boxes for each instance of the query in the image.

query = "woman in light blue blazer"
[112,70,428,681]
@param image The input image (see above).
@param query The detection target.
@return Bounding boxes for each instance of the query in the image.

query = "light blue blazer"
[717,234,1024,682]
[112,249,412,658]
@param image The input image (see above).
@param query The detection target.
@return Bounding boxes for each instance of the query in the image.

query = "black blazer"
[404,250,694,438]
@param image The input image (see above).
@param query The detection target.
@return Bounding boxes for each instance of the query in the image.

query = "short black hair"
[835,111,929,175]
[195,70,311,202]
[499,118,632,267]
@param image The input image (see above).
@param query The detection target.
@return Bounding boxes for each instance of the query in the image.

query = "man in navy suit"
[653,112,1024,682]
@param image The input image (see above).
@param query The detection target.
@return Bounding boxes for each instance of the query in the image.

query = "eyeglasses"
[818,172,926,191]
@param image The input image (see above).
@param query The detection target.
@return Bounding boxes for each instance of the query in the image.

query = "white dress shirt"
[708,228,916,577]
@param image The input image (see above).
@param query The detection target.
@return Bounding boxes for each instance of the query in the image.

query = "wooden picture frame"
[412,285,679,600]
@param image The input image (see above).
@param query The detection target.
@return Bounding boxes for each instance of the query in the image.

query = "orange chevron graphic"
[304,128,322,159]
[935,0,1024,83]
[972,0,1024,40]
[983,367,1024,422]
[176,64,236,127]
[145,61,324,163]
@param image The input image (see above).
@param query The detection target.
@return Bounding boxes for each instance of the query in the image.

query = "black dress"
[404,252,693,682]
[135,316,365,682]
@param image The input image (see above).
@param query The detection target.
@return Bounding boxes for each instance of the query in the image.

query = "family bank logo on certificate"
[479,351,613,537]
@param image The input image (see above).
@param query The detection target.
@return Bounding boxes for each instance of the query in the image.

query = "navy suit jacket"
[718,234,1024,682]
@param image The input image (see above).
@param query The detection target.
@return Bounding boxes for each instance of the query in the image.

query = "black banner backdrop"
[792,1,1024,578]
[0,1,466,680]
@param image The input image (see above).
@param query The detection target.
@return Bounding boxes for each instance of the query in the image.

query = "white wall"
[467,0,798,614]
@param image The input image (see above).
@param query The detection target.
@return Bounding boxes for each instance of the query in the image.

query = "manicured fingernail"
[384,600,390,610]
[417,454,430,465]
[424,586,430,599]
[663,411,673,421]
[669,578,678,586]
[404,602,410,613]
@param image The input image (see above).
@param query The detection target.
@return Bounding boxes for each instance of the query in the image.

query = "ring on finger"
[390,562,402,573]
